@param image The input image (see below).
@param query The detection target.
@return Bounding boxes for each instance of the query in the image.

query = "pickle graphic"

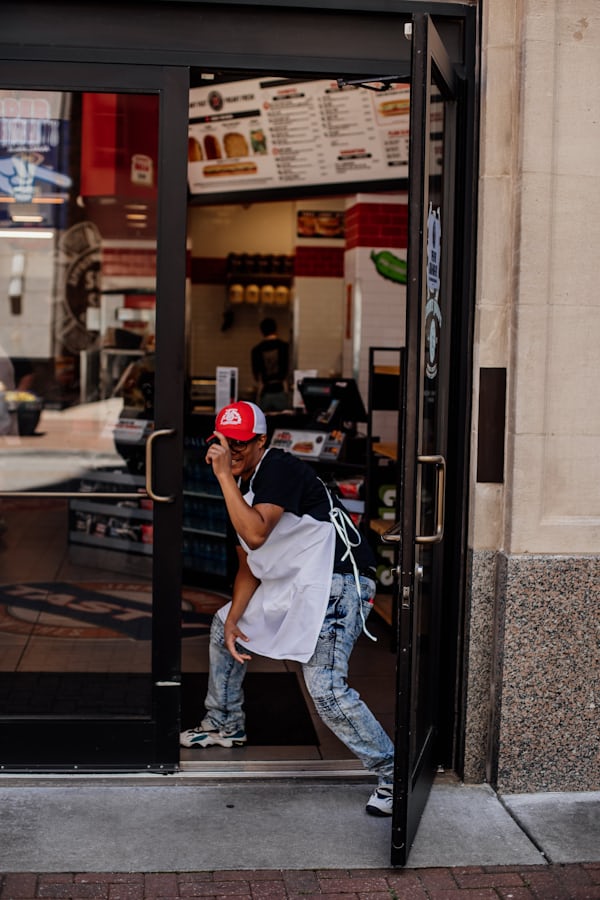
[370,250,407,284]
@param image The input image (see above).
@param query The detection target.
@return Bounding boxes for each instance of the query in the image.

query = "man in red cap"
[180,400,395,816]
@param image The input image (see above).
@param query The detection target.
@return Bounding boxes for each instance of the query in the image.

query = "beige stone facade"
[465,0,599,790]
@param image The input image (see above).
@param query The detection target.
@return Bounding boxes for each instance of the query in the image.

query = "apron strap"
[319,478,377,643]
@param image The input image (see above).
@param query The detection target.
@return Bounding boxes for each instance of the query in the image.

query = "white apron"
[217,450,336,663]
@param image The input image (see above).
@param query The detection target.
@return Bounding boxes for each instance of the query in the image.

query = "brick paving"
[1,865,600,900]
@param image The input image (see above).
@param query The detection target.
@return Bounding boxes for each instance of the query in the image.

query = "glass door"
[382,14,460,865]
[0,62,188,769]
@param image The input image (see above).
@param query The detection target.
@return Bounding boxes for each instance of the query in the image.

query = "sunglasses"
[225,435,260,452]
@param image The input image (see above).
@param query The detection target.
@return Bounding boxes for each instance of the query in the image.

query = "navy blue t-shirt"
[236,448,375,575]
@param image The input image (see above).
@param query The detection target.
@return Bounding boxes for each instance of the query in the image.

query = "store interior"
[0,74,409,764]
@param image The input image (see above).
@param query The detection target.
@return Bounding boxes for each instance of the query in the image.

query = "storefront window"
[0,90,159,717]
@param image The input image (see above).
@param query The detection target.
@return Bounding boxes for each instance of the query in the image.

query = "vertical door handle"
[416,454,445,544]
[145,428,175,503]
[381,521,402,544]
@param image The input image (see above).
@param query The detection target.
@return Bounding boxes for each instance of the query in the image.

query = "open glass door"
[0,62,188,769]
[382,14,460,865]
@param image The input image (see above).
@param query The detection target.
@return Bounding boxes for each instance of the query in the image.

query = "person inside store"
[180,400,395,817]
[251,317,290,412]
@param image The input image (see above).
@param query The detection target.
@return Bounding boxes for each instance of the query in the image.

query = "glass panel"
[0,89,159,719]
[412,78,445,763]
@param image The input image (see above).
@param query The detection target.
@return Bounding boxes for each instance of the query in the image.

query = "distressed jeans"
[201,573,395,785]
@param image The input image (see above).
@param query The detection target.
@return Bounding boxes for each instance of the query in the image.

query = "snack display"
[244,284,260,304]
[260,284,274,305]
[228,283,245,305]
[273,285,290,306]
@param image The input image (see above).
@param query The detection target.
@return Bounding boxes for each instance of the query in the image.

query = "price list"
[188,77,412,196]
[263,87,325,183]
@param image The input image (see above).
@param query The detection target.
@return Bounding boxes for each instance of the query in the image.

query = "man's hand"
[224,617,252,664]
[205,430,232,478]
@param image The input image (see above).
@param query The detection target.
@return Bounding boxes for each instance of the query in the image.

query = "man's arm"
[223,546,260,663]
[208,439,284,548]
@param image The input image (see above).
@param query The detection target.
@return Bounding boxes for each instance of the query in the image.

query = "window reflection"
[0,90,160,715]
[0,90,158,492]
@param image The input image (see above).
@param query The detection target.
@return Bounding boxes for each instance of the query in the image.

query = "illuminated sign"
[0,92,72,203]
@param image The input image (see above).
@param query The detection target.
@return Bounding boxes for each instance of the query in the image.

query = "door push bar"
[379,454,446,546]
[145,428,175,503]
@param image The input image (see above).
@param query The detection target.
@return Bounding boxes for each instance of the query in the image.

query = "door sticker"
[425,204,442,380]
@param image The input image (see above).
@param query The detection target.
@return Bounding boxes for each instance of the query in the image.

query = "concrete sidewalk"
[0,778,598,873]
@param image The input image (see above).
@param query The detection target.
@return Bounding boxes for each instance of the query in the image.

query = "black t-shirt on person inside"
[234,448,376,576]
[251,338,289,393]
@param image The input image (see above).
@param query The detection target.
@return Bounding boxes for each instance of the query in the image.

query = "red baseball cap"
[214,401,267,442]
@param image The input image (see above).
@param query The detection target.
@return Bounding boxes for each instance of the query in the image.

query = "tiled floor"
[0,498,396,768]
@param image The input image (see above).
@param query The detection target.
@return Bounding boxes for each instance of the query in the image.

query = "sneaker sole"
[180,735,247,749]
[219,738,247,748]
[365,804,393,817]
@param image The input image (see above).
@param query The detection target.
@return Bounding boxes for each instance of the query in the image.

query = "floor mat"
[182,671,318,746]
[0,671,319,746]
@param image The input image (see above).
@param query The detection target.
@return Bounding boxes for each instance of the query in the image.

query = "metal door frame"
[385,12,474,864]
[0,60,188,770]
[0,2,479,796]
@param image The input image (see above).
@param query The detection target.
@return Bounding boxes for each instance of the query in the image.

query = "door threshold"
[178,758,373,781]
[0,760,373,785]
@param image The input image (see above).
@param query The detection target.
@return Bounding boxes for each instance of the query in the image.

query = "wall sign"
[0,92,72,204]
[188,77,414,198]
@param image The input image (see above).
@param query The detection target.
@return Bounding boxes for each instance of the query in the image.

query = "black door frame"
[388,12,465,864]
[1,0,479,779]
[0,60,188,770]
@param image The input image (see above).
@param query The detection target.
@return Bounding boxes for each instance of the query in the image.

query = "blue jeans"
[201,573,395,784]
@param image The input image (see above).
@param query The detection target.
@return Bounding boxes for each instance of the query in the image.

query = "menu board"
[188,77,413,197]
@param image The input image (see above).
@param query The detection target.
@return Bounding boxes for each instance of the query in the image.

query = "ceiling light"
[35,196,67,205]
[0,229,54,239]
[126,213,147,221]
[0,196,67,205]
[11,214,45,223]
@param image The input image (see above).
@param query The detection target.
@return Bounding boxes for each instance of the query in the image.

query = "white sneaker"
[366,784,393,816]
[180,726,247,748]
